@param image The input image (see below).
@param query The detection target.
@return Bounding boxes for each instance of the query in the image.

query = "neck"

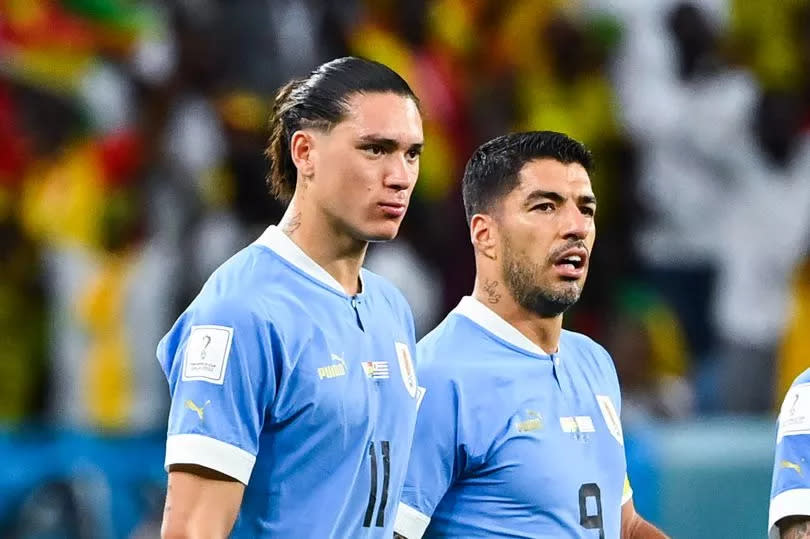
[472,275,563,354]
[278,198,367,295]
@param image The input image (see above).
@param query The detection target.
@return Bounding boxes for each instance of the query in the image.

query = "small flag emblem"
[362,361,390,379]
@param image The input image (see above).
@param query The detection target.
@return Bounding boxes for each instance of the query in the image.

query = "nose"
[383,154,414,191]
[561,204,589,241]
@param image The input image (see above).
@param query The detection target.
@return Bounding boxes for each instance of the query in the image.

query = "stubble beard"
[502,237,583,318]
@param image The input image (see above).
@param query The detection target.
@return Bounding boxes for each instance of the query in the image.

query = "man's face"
[308,92,423,242]
[496,158,596,317]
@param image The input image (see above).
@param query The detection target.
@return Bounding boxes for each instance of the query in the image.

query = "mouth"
[552,247,588,279]
[378,202,407,218]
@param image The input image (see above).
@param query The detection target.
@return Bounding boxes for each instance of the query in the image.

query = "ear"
[290,130,316,178]
[470,213,498,260]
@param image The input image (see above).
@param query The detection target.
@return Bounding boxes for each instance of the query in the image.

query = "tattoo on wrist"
[483,279,501,304]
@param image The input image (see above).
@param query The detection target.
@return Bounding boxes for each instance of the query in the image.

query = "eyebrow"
[524,189,597,207]
[357,135,424,152]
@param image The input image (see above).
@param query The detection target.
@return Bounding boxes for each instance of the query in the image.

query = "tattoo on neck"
[483,279,502,304]
[282,212,302,235]
[782,517,810,539]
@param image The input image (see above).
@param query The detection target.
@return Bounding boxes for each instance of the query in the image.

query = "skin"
[470,158,596,353]
[161,91,423,539]
[470,158,667,539]
[281,91,424,293]
[779,517,810,539]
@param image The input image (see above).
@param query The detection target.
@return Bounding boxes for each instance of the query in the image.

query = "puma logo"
[185,399,211,420]
[781,460,803,476]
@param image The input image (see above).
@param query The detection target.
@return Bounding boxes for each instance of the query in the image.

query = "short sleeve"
[769,378,810,538]
[396,370,462,538]
[157,298,277,484]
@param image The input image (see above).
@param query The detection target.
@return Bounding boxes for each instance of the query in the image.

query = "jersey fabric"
[158,226,419,538]
[395,296,631,539]
[769,368,810,539]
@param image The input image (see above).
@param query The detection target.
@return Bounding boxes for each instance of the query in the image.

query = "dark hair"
[265,56,419,203]
[462,131,593,222]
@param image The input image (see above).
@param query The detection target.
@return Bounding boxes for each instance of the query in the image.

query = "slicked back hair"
[266,57,419,204]
[462,131,593,223]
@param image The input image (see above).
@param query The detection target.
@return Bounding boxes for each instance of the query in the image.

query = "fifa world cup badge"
[395,342,417,398]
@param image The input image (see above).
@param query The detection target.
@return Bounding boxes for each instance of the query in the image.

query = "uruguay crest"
[395,342,417,398]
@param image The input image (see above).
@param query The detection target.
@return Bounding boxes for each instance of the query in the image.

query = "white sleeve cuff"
[394,502,431,538]
[165,433,256,485]
[769,488,810,539]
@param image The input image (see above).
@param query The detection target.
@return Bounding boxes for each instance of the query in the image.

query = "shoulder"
[561,329,612,362]
[792,368,810,387]
[560,329,619,382]
[162,246,311,348]
[361,268,411,311]
[416,313,483,381]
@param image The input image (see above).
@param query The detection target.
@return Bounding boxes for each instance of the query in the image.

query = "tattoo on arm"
[780,517,810,539]
[163,483,171,517]
[482,279,502,304]
[282,212,302,234]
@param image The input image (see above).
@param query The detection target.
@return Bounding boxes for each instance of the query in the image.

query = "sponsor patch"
[778,383,810,442]
[182,325,234,384]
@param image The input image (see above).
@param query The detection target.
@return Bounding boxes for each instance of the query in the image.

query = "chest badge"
[596,395,624,446]
[395,342,417,398]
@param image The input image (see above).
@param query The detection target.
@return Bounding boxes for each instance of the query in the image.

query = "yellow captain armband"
[622,475,633,505]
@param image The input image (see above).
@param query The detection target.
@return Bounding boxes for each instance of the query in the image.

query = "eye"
[532,202,555,212]
[581,206,596,217]
[363,144,385,156]
[406,148,422,162]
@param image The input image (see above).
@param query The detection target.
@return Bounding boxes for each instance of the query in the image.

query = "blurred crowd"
[1,0,809,439]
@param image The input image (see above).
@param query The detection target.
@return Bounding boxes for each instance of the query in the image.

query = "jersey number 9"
[579,482,604,539]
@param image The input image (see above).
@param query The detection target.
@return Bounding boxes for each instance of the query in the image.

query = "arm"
[778,516,810,539]
[161,465,245,539]
[157,301,277,538]
[621,498,669,539]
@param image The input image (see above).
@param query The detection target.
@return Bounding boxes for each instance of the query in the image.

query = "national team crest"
[596,395,624,446]
[395,342,417,398]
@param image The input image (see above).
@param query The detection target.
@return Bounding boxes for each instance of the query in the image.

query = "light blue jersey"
[395,296,631,539]
[158,226,419,538]
[769,368,810,538]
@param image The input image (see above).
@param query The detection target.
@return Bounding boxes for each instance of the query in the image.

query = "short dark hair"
[266,56,419,203]
[462,131,593,222]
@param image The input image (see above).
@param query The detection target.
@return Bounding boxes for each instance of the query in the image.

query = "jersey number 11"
[363,441,391,527]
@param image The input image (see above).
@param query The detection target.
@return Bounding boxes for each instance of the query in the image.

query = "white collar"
[255,225,360,295]
[452,296,554,357]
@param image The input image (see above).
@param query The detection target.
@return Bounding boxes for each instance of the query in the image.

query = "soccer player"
[157,57,424,538]
[769,368,810,539]
[394,131,667,539]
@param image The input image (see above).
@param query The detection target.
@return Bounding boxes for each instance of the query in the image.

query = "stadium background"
[0,0,809,536]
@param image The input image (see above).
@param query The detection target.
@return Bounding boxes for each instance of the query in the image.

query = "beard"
[502,236,584,317]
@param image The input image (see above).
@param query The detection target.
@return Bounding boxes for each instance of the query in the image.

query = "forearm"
[161,465,244,539]
[624,515,669,539]
[779,517,810,539]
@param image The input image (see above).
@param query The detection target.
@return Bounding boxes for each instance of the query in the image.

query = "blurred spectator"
[712,90,810,412]
[605,1,756,388]
[0,0,808,532]
[606,284,694,426]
